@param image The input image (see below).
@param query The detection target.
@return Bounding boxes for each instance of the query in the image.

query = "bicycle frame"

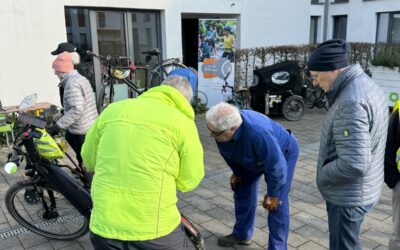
[221,83,249,109]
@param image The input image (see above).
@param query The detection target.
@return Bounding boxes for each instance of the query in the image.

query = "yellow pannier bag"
[33,128,64,159]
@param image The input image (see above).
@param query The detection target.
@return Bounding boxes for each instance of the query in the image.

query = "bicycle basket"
[112,67,131,80]
[33,128,64,159]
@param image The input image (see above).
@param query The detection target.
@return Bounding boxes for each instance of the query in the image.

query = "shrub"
[191,96,208,114]
[372,47,400,68]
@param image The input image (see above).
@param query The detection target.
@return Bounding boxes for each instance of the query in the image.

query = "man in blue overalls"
[206,102,298,250]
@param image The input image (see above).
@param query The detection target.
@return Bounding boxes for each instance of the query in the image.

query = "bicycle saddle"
[141,48,161,56]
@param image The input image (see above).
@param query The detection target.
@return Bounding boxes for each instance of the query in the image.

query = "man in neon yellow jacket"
[81,72,204,249]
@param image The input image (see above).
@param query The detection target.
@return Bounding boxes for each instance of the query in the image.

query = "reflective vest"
[394,101,400,171]
[33,128,64,159]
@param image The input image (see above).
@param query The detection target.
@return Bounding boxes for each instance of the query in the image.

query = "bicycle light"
[113,68,131,80]
[4,162,17,174]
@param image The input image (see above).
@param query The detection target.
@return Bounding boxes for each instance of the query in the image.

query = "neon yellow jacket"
[81,85,204,241]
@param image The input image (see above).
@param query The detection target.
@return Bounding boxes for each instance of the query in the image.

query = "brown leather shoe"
[217,234,252,247]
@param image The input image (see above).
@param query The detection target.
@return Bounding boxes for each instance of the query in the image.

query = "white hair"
[70,51,80,65]
[162,76,193,101]
[206,102,242,130]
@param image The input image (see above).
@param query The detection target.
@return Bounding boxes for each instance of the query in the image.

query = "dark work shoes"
[217,234,252,247]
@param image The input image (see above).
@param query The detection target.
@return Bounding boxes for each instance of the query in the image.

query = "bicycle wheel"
[149,61,187,87]
[195,90,208,106]
[5,181,89,240]
[97,84,113,113]
[282,95,305,121]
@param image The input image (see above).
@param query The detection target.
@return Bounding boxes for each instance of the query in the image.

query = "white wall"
[0,0,339,107]
[240,0,310,47]
[310,0,400,43]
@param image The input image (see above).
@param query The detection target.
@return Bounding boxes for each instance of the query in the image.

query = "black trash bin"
[249,61,305,121]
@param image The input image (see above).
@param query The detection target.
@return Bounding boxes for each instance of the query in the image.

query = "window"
[333,15,347,40]
[311,0,324,4]
[65,7,161,95]
[377,12,400,44]
[332,0,348,3]
[310,16,320,44]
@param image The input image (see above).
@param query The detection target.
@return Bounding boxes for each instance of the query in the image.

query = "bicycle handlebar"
[221,83,234,93]
[87,50,131,62]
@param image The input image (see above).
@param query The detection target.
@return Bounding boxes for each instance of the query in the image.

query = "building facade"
[0,0,399,106]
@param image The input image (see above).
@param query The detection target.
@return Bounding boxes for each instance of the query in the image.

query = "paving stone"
[59,244,85,250]
[363,216,392,234]
[200,219,232,237]
[192,186,219,200]
[206,207,235,227]
[248,227,268,247]
[76,233,93,250]
[49,238,80,249]
[287,232,309,248]
[359,235,380,250]
[290,200,326,218]
[289,218,305,231]
[208,195,235,213]
[295,225,329,248]
[292,212,328,233]
[0,236,24,250]
[179,206,214,224]
[361,228,391,246]
[297,241,327,250]
[182,194,217,211]
[25,243,54,250]
[17,231,49,249]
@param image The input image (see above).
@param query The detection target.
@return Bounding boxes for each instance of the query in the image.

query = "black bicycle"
[90,49,186,113]
[4,112,91,240]
[4,112,205,249]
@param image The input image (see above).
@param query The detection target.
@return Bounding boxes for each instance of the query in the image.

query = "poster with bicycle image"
[198,19,236,107]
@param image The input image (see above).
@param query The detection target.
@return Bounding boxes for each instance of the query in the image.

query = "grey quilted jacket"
[316,64,388,207]
[56,70,98,135]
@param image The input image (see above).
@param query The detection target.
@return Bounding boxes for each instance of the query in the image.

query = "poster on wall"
[198,19,237,107]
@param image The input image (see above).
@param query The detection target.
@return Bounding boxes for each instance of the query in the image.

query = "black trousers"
[65,131,85,165]
[90,224,195,250]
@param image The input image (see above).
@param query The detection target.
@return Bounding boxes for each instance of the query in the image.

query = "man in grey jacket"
[308,39,388,250]
[50,52,98,168]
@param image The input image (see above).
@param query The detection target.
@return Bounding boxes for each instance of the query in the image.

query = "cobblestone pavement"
[0,108,393,249]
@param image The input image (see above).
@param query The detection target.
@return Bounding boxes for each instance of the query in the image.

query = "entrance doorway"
[181,18,199,70]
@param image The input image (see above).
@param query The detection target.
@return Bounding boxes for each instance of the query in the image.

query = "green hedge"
[234,43,400,87]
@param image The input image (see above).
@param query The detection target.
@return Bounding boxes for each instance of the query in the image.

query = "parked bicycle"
[89,49,186,113]
[221,71,250,109]
[3,112,205,249]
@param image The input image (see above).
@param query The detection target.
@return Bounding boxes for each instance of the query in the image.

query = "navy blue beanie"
[308,39,349,71]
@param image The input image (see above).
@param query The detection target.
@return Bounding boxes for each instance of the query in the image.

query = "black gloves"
[48,124,60,136]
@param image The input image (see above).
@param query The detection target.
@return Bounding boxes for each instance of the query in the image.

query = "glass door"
[92,11,129,102]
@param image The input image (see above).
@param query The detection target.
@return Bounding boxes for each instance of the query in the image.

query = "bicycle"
[4,112,206,249]
[5,112,91,240]
[221,72,250,110]
[90,48,186,113]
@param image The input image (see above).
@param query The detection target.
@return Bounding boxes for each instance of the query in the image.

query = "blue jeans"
[232,135,298,250]
[326,202,373,250]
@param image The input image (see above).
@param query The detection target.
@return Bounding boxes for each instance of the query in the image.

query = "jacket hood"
[326,64,364,106]
[141,85,194,120]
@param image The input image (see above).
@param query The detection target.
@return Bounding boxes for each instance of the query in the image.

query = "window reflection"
[96,12,126,56]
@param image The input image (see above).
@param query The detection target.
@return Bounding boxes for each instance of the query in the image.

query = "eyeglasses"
[210,129,227,137]
[308,72,320,82]
[207,125,227,137]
